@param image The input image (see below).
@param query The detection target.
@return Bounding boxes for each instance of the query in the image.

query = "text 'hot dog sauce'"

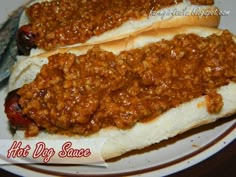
[17,30,236,137]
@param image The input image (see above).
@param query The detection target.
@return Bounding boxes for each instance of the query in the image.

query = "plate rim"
[5,120,234,177]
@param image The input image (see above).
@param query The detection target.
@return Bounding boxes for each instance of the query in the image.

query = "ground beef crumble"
[26,0,186,50]
[17,30,236,136]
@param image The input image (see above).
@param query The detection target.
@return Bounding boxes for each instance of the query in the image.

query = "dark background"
[169,139,236,177]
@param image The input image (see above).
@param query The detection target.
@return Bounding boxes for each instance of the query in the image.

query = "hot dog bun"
[9,26,236,160]
[19,0,220,56]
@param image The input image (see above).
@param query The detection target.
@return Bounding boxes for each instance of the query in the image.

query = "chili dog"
[5,26,236,160]
[17,0,220,55]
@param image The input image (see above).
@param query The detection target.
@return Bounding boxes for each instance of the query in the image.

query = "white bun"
[19,0,220,56]
[10,26,236,160]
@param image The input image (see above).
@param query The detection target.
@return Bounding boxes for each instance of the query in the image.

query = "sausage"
[4,89,33,128]
[16,24,36,56]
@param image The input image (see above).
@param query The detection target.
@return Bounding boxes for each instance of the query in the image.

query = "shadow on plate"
[108,114,236,162]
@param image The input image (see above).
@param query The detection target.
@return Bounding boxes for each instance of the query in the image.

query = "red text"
[58,141,91,158]
[32,142,55,163]
[7,141,31,158]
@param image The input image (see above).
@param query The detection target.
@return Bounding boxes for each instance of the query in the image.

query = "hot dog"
[17,0,220,55]
[5,26,236,160]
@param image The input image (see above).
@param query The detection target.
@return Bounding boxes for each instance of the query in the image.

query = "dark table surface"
[0,140,235,177]
[169,139,236,177]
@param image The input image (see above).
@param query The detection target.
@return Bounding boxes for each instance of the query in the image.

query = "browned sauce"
[26,0,184,50]
[190,0,214,5]
[18,30,236,137]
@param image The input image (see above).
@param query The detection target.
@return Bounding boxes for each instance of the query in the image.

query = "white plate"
[0,0,235,176]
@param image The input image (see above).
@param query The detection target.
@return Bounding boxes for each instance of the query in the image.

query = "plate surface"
[0,0,235,176]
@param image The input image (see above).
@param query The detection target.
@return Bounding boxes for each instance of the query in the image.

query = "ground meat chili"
[17,30,236,137]
[190,0,214,5]
[26,0,188,50]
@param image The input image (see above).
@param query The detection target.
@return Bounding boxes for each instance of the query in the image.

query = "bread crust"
[10,26,236,160]
[22,26,225,59]
[19,0,220,56]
